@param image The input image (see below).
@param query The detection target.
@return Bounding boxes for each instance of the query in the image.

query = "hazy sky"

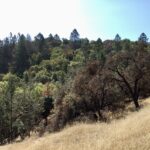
[0,0,150,40]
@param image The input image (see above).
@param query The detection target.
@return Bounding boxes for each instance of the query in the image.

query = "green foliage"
[34,69,51,84]
[40,60,52,71]
[0,31,150,143]
[3,72,20,82]
[0,81,44,144]
[138,33,148,43]
[14,35,30,76]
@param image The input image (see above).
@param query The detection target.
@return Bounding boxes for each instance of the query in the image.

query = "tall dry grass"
[0,98,150,150]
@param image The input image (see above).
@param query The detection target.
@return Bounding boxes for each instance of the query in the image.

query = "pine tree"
[138,32,148,43]
[114,34,122,51]
[114,34,121,42]
[70,29,81,50]
[70,29,80,42]
[35,33,45,51]
[14,34,30,76]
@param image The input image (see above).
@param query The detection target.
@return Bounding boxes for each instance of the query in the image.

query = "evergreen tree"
[0,38,13,73]
[14,34,30,76]
[35,33,45,51]
[70,29,80,42]
[48,34,54,42]
[114,34,122,51]
[138,32,148,43]
[70,29,81,50]
[26,34,32,42]
[34,33,50,61]
[54,34,60,41]
[114,34,121,42]
[52,34,61,46]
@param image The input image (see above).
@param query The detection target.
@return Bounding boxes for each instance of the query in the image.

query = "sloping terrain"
[0,98,150,150]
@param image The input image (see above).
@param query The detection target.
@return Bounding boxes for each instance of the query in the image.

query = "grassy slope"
[1,98,150,150]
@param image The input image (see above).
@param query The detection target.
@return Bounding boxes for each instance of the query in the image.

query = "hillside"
[0,98,150,150]
[0,31,150,143]
[0,0,150,148]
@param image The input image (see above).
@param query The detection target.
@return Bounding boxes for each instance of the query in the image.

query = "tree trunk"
[97,110,106,122]
[133,97,140,109]
[133,87,140,109]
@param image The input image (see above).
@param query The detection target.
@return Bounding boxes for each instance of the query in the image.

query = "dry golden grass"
[1,98,150,150]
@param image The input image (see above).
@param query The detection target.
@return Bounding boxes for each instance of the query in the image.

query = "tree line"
[0,29,150,144]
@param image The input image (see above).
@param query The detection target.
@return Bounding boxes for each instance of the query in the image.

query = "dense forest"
[0,29,150,144]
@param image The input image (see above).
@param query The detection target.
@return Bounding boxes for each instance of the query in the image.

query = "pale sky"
[0,0,90,40]
[0,0,150,41]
